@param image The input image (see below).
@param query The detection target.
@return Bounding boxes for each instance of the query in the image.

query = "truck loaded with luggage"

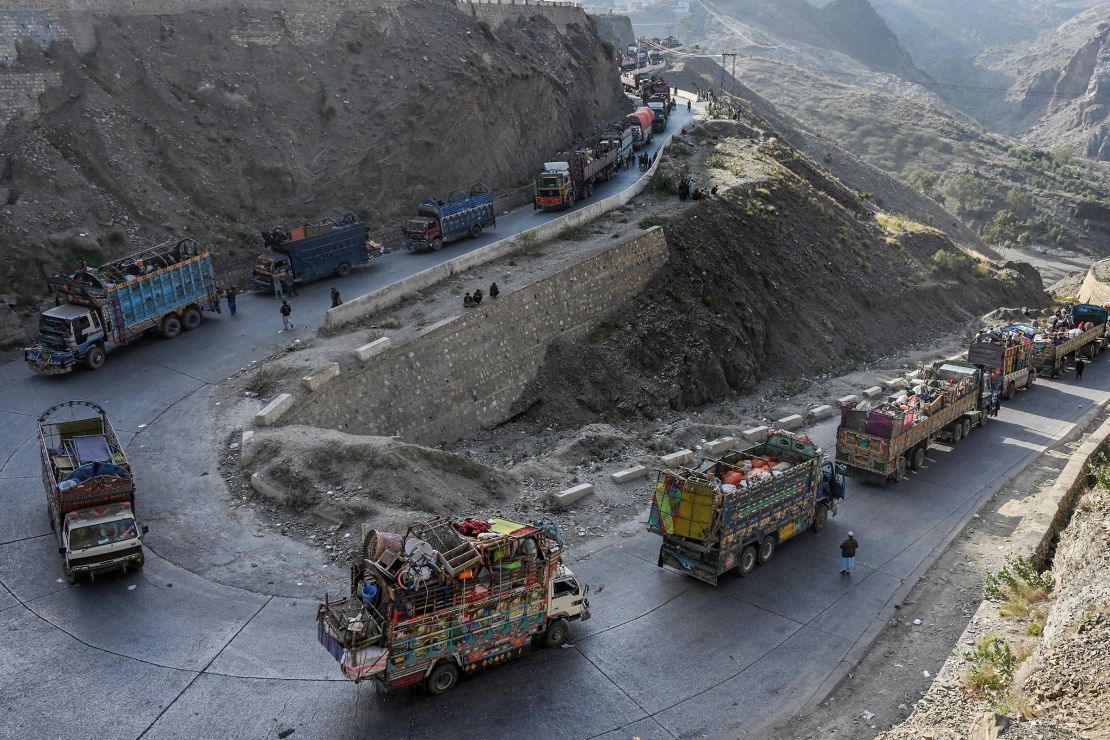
[1032,303,1108,377]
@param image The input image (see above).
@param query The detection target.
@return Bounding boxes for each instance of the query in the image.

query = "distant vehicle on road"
[252,213,370,291]
[38,400,148,584]
[598,121,635,169]
[401,184,495,252]
[1032,303,1107,377]
[533,140,620,212]
[836,362,990,484]
[624,107,655,149]
[649,429,846,585]
[24,238,219,375]
[317,517,588,694]
[968,327,1035,400]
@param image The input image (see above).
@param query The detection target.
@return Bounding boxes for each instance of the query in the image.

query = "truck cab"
[59,502,147,583]
[251,254,292,290]
[535,163,574,210]
[25,303,106,374]
[547,565,590,622]
[401,217,440,251]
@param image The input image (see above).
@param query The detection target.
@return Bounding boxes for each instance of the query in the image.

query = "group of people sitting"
[463,282,499,308]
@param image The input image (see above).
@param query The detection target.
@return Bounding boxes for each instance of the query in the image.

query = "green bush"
[705,153,728,170]
[984,555,1052,621]
[648,170,679,195]
[963,634,1016,700]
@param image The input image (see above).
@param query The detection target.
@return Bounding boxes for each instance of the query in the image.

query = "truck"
[24,238,219,375]
[533,142,620,212]
[647,98,668,132]
[38,401,148,584]
[621,70,651,93]
[836,362,990,484]
[1032,304,1107,377]
[624,107,655,150]
[641,75,671,103]
[316,516,589,694]
[968,328,1035,400]
[251,213,370,292]
[598,122,634,169]
[648,429,846,585]
[401,184,495,252]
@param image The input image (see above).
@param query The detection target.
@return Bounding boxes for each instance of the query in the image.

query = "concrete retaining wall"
[285,227,670,445]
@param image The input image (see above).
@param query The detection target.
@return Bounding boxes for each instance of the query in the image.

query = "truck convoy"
[24,239,219,375]
[252,213,370,291]
[534,141,621,211]
[648,430,846,585]
[836,362,989,484]
[969,326,1035,400]
[1032,303,1107,377]
[598,122,634,169]
[317,516,588,694]
[401,184,495,252]
[38,401,148,583]
[624,107,655,149]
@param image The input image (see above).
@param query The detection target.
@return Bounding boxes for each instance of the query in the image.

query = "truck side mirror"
[141,525,149,535]
[58,547,66,554]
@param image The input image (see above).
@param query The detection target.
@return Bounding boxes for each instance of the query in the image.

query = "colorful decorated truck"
[317,517,588,694]
[648,430,846,585]
[968,328,1035,400]
[1032,304,1107,377]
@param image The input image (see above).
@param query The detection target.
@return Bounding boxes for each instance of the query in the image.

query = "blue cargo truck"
[401,184,495,252]
[24,238,220,375]
[251,213,370,292]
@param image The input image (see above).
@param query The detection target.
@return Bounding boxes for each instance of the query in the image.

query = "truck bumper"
[70,547,145,578]
[404,240,431,252]
[251,276,275,292]
[657,543,721,585]
[24,348,75,375]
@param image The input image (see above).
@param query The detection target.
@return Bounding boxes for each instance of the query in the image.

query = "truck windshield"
[403,220,429,234]
[538,175,564,190]
[39,316,73,350]
[69,519,138,550]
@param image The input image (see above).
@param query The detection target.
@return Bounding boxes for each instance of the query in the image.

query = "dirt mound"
[251,426,512,532]
[0,0,625,308]
[511,121,1047,424]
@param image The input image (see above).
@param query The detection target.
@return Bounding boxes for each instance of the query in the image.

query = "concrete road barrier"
[882,377,907,390]
[862,386,884,399]
[302,363,340,392]
[250,472,286,504]
[255,394,294,426]
[777,414,804,431]
[705,436,738,455]
[743,426,770,442]
[611,465,650,484]
[239,430,255,467]
[837,395,858,407]
[355,337,392,361]
[661,449,694,467]
[808,405,834,421]
[554,482,594,509]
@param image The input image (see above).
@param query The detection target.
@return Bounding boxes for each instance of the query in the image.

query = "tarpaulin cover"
[649,472,715,542]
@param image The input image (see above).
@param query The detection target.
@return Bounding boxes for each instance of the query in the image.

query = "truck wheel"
[757,536,776,565]
[64,564,78,585]
[161,315,182,339]
[962,418,972,438]
[181,307,202,331]
[544,617,569,648]
[910,445,926,471]
[469,224,482,239]
[337,262,352,277]
[738,545,757,576]
[811,503,829,533]
[130,553,145,572]
[567,192,576,208]
[951,423,963,443]
[1027,372,1035,388]
[430,238,443,252]
[425,662,459,695]
[1004,381,1015,400]
[84,345,106,370]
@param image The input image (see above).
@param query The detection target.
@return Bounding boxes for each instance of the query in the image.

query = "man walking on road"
[840,532,859,576]
[330,287,342,308]
[225,286,237,316]
[1076,357,1086,381]
[280,300,293,331]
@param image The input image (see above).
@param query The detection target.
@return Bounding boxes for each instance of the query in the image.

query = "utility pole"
[721,52,737,97]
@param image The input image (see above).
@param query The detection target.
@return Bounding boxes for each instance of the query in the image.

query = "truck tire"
[337,262,352,277]
[567,192,576,208]
[951,423,963,443]
[130,552,145,572]
[425,662,459,695]
[544,617,569,648]
[1004,381,1015,400]
[469,224,482,239]
[962,418,972,439]
[757,536,776,564]
[181,307,202,331]
[431,238,443,252]
[84,345,106,370]
[811,503,829,533]
[64,563,78,585]
[738,545,757,576]
[1027,371,1035,389]
[161,315,182,339]
[910,445,926,471]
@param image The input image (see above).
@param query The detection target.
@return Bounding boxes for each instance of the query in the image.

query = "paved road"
[1,100,1102,737]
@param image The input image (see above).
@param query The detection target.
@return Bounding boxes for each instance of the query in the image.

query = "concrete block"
[777,414,805,430]
[355,337,392,361]
[705,436,738,455]
[862,386,884,399]
[743,426,770,443]
[660,449,694,467]
[254,393,293,426]
[882,377,907,390]
[837,395,859,407]
[250,473,286,504]
[239,430,255,467]
[553,483,594,509]
[808,405,834,421]
[611,465,650,484]
[302,362,340,392]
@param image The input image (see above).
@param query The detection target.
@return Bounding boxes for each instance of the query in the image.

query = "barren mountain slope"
[0,1,626,319]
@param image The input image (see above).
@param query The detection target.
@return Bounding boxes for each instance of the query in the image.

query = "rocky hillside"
[0,0,626,316]
[513,116,1045,423]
